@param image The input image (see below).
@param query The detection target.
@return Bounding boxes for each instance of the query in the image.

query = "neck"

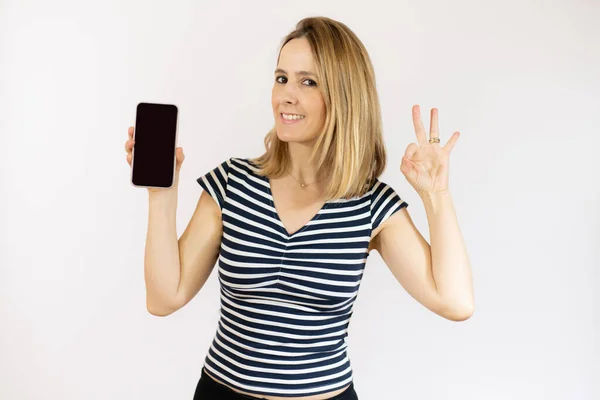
[286,142,320,183]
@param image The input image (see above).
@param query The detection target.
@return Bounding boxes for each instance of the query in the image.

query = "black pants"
[193,368,359,400]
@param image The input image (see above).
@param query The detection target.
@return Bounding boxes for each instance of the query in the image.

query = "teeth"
[282,113,305,120]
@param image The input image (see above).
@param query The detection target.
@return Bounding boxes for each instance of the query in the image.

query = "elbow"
[447,303,475,322]
[146,296,181,317]
[147,305,174,317]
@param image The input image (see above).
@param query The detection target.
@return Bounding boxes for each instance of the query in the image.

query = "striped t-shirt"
[196,157,408,398]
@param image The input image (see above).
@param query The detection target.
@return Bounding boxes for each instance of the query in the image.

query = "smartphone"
[131,102,179,189]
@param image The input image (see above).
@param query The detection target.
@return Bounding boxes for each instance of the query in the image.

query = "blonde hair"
[251,16,387,201]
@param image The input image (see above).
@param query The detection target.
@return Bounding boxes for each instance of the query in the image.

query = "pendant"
[300,183,306,188]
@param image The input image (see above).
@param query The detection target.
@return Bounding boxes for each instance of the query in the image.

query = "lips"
[280,113,305,124]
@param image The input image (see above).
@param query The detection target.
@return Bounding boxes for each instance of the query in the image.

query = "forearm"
[144,190,182,314]
[421,190,474,315]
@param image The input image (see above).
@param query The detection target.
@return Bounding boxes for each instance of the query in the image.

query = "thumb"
[175,147,185,171]
[400,156,412,175]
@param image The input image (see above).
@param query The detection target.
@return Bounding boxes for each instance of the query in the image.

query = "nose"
[282,95,296,105]
[278,84,298,105]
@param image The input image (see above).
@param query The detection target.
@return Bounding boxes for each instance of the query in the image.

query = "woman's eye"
[275,76,317,87]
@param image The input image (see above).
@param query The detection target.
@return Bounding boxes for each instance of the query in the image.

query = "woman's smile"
[280,112,305,124]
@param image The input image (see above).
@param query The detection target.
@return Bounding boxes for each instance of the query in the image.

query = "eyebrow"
[274,68,316,77]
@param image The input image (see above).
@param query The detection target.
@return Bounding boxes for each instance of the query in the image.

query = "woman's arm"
[372,191,474,321]
[144,190,222,316]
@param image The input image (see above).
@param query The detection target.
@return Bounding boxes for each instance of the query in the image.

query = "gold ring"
[429,137,440,144]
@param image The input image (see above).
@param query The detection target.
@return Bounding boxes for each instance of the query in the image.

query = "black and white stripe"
[197,157,408,397]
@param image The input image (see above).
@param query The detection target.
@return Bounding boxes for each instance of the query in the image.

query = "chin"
[276,131,301,142]
[275,128,306,141]
[276,132,319,146]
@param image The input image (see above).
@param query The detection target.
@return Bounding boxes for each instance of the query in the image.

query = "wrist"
[148,185,178,207]
[419,189,451,201]
[420,189,452,212]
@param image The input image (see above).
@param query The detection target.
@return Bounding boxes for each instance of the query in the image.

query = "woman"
[125,16,474,400]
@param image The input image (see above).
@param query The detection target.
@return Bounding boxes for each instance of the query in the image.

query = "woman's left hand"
[400,105,460,197]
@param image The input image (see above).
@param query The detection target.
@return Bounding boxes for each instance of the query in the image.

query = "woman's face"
[271,37,326,145]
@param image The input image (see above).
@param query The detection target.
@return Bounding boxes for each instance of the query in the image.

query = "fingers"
[126,126,135,166]
[412,105,428,146]
[125,138,135,153]
[401,143,419,175]
[125,140,134,166]
[444,131,460,153]
[404,142,419,159]
[429,108,439,140]
[126,127,135,152]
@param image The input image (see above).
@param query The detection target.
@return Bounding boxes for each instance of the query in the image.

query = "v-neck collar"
[264,174,329,238]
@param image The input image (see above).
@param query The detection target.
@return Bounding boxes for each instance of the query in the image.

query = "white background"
[1,0,598,399]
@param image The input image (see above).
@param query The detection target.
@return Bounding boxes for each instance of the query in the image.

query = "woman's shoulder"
[228,156,257,168]
[223,157,264,177]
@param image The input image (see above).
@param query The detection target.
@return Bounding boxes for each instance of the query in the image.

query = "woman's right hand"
[125,126,185,192]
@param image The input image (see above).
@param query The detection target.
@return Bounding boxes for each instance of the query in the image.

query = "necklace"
[287,170,320,188]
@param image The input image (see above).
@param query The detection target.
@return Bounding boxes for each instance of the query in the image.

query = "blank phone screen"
[131,103,178,188]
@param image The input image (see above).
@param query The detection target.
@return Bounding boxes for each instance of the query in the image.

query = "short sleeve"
[370,179,408,231]
[196,158,231,210]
